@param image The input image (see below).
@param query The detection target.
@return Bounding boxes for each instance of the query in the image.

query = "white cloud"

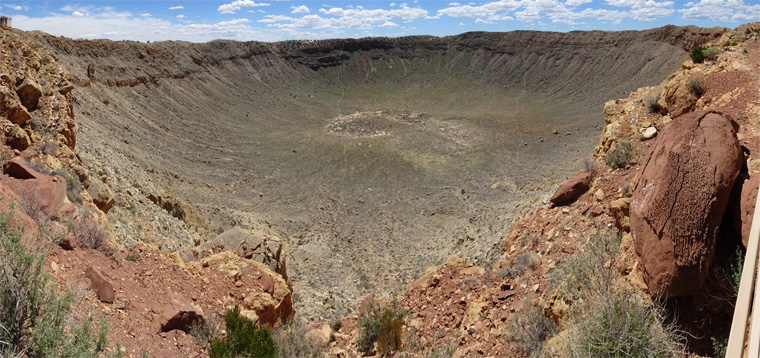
[169,6,184,10]
[218,0,270,14]
[177,14,185,18]
[141,13,152,17]
[475,18,495,23]
[260,4,426,36]
[565,0,592,5]
[291,5,310,13]
[72,11,86,17]
[605,0,674,21]
[4,4,28,11]
[12,9,276,42]
[437,0,522,20]
[679,0,760,22]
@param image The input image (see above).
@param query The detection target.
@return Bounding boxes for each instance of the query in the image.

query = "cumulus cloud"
[177,14,185,18]
[72,11,86,17]
[437,0,674,23]
[12,9,276,42]
[169,6,184,10]
[259,4,426,36]
[291,5,310,13]
[679,0,760,22]
[218,0,270,14]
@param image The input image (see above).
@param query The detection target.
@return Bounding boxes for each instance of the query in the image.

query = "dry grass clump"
[504,300,558,358]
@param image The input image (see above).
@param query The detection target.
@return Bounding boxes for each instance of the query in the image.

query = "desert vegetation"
[0,200,112,357]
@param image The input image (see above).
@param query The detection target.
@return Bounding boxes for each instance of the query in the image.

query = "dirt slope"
[25,26,722,320]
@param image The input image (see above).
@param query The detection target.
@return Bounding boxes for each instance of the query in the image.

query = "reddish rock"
[590,205,604,217]
[358,295,374,316]
[154,294,204,333]
[85,266,115,303]
[630,111,742,297]
[550,172,593,205]
[261,273,274,294]
[729,173,759,248]
[1,159,67,218]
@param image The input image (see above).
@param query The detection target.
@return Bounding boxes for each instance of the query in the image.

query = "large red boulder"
[153,294,204,333]
[550,172,593,205]
[728,173,759,248]
[630,111,742,297]
[0,159,67,219]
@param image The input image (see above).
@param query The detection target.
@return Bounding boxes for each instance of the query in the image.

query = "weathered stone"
[154,294,204,333]
[5,124,30,150]
[85,266,115,303]
[641,126,657,140]
[550,172,593,205]
[631,111,742,297]
[609,197,631,232]
[15,78,42,111]
[87,178,115,214]
[728,173,759,248]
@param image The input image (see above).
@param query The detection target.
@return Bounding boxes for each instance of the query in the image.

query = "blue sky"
[1,0,758,42]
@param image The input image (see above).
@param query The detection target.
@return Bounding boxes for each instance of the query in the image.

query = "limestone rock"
[550,172,593,205]
[306,322,333,345]
[15,78,42,111]
[5,124,30,150]
[85,266,115,303]
[609,198,631,232]
[154,293,204,333]
[657,69,699,118]
[641,126,657,140]
[630,111,742,297]
[87,178,115,214]
[0,86,32,125]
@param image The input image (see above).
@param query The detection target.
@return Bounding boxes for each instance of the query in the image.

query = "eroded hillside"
[22,26,724,322]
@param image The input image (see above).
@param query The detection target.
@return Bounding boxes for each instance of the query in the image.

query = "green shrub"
[704,47,720,61]
[687,77,705,96]
[209,306,276,358]
[606,141,633,170]
[356,300,406,354]
[0,199,110,357]
[690,46,706,63]
[568,292,685,357]
[549,231,621,300]
[731,42,739,46]
[124,253,140,262]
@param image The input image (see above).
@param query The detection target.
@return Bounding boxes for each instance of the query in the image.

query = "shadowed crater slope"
[30,26,722,319]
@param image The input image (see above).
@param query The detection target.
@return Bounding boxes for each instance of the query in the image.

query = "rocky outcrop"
[85,266,115,303]
[153,293,204,333]
[550,172,592,205]
[87,178,115,214]
[729,173,759,248]
[16,78,42,111]
[630,111,742,297]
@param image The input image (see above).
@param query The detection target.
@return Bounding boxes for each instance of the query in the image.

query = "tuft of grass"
[124,253,140,262]
[647,94,661,113]
[686,77,705,97]
[504,300,558,358]
[272,320,325,358]
[356,299,406,354]
[606,141,633,170]
[704,47,720,61]
[209,306,276,358]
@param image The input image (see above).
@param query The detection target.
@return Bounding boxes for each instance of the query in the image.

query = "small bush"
[74,208,107,253]
[731,41,739,46]
[55,168,82,204]
[0,199,110,356]
[582,157,598,174]
[704,47,720,61]
[357,300,406,354]
[647,94,661,113]
[272,320,325,358]
[549,231,621,300]
[209,306,276,358]
[568,292,685,357]
[377,308,405,356]
[505,301,558,357]
[690,46,706,63]
[687,77,705,97]
[606,141,633,170]
[124,253,140,262]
